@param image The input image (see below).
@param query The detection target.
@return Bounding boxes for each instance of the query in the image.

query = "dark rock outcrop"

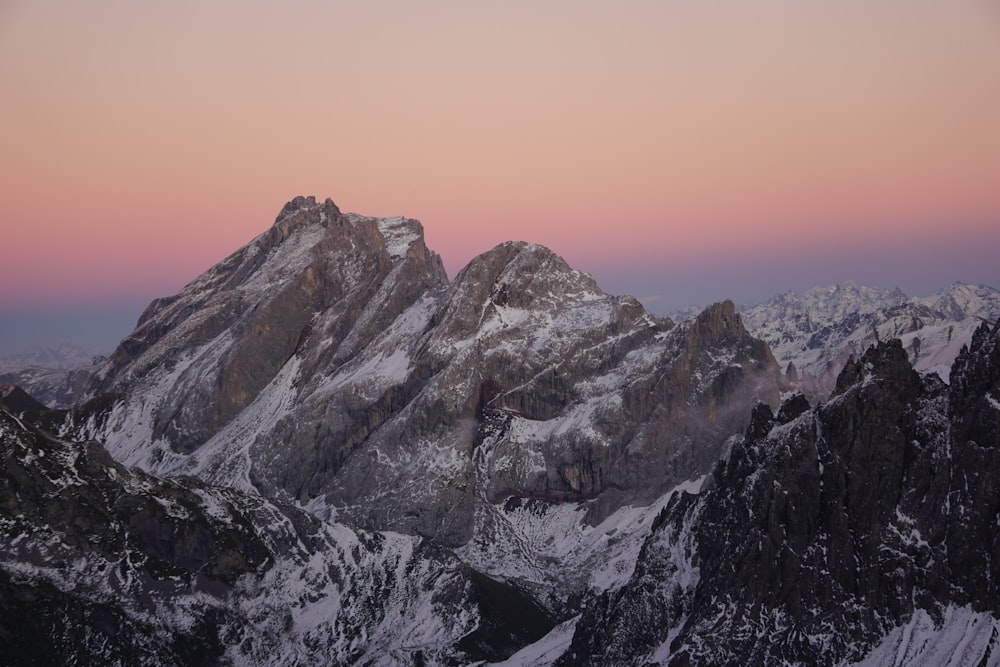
[0,384,48,414]
[561,323,1000,666]
[0,408,487,665]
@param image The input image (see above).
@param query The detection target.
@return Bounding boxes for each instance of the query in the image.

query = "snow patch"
[489,616,579,666]
[375,215,420,259]
[851,605,1000,667]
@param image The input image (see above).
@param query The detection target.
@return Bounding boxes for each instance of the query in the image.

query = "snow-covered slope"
[850,606,1000,667]
[10,321,1000,665]
[539,321,1000,665]
[5,194,1000,665]
[68,196,784,550]
[0,346,105,409]
[0,408,485,665]
[740,282,1000,397]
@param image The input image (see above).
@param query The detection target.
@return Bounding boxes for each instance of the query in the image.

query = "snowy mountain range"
[740,282,1000,398]
[2,196,999,665]
[0,343,103,372]
[0,345,106,409]
[71,196,783,544]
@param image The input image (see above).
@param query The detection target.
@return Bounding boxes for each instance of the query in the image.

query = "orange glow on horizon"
[1,1,999,310]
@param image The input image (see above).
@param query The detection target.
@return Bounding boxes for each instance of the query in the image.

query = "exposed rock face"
[7,195,1000,664]
[69,197,784,547]
[559,322,1000,666]
[89,196,448,454]
[0,408,517,666]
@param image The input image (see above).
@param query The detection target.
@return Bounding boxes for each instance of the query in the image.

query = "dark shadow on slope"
[457,569,557,663]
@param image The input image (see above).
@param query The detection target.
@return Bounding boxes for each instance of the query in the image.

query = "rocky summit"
[2,197,1000,665]
[67,196,783,546]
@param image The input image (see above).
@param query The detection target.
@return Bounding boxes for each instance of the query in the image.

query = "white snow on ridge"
[175,355,305,490]
[504,394,618,445]
[239,222,327,293]
[375,215,419,259]
[488,616,580,667]
[322,349,411,395]
[850,606,1000,667]
[737,282,1000,397]
[456,475,705,598]
[343,212,421,260]
[479,476,707,667]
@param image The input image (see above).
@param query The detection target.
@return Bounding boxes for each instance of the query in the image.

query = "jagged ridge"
[0,407,568,665]
[65,197,784,548]
[559,322,1000,665]
[3,195,1000,665]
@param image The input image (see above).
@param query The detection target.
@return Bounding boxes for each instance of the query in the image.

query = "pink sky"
[2,1,999,350]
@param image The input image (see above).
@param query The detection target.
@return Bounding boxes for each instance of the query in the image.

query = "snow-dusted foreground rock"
[7,314,1000,664]
[4,196,999,665]
[0,409,494,665]
[548,321,1000,666]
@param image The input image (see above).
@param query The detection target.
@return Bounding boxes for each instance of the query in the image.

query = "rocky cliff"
[3,196,1000,664]
[0,406,565,665]
[558,321,1000,665]
[68,197,784,547]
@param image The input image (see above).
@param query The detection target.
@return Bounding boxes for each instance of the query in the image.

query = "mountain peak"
[694,298,736,325]
[917,282,1000,322]
[740,281,1000,399]
[88,196,449,454]
[274,195,340,223]
[832,338,918,397]
[66,196,787,547]
[686,299,751,347]
[448,239,603,314]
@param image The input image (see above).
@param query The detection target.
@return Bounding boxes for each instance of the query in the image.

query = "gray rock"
[71,198,784,549]
[0,408,486,665]
[560,323,1000,666]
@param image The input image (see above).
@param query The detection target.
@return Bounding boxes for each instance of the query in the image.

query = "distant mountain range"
[2,196,999,665]
[669,282,1000,398]
[740,281,1000,397]
[0,344,107,409]
[0,343,105,372]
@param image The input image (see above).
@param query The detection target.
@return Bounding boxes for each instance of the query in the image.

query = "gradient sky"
[2,1,999,355]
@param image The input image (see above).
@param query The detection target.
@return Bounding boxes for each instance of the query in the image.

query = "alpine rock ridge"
[70,196,784,546]
[3,196,1000,665]
[558,320,1000,665]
